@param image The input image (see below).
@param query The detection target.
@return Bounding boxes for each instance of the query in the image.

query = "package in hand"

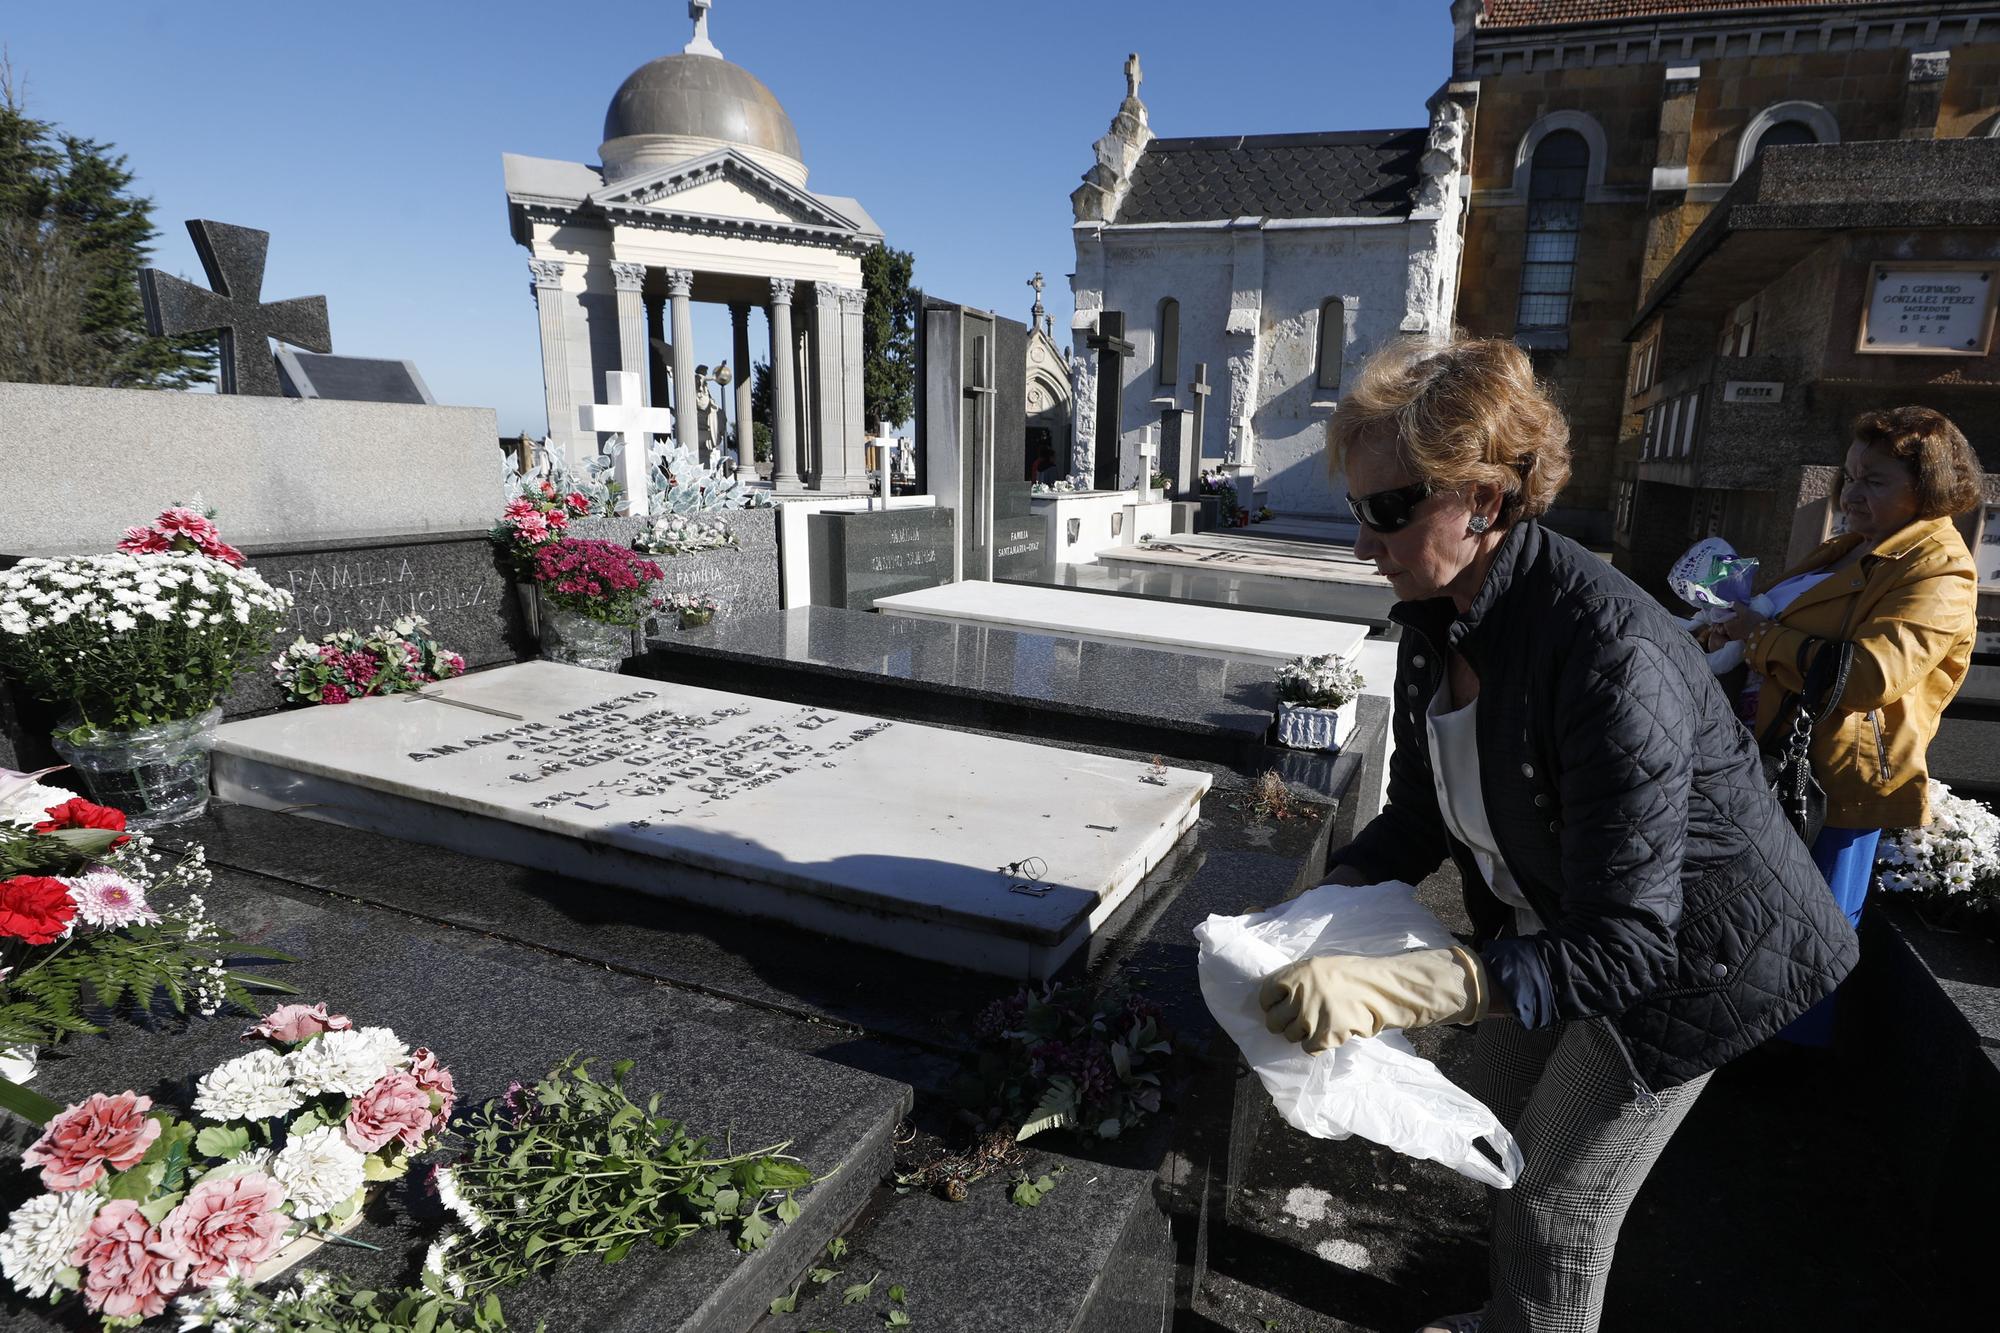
[1194,881,1524,1188]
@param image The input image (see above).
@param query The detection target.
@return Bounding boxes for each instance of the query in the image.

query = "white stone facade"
[1067,67,1469,518]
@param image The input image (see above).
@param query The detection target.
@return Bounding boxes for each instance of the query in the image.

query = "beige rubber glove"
[1258,947,1489,1054]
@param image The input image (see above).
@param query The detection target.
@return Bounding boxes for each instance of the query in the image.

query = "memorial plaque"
[224,533,531,715]
[991,480,1049,583]
[276,348,435,405]
[1722,380,1784,404]
[1859,263,1998,356]
[810,507,955,610]
[210,661,1210,978]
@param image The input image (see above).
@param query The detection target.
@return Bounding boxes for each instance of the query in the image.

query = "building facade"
[1451,0,2000,549]
[502,2,882,492]
[1066,57,1469,517]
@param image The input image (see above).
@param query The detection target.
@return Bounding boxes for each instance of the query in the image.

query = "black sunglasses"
[1346,480,1434,534]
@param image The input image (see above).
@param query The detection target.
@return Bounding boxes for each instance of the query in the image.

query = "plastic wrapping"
[1666,537,1768,674]
[1195,881,1523,1189]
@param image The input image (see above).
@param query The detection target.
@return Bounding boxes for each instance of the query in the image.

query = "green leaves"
[195,1124,251,1160]
[1015,1077,1077,1142]
[1010,1166,1065,1208]
[770,1282,803,1315]
[842,1272,879,1305]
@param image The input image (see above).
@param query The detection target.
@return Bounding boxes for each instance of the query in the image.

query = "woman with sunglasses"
[1712,406,1979,1046]
[1255,335,1858,1333]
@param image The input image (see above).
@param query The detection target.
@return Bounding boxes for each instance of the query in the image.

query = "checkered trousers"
[1460,1015,1711,1333]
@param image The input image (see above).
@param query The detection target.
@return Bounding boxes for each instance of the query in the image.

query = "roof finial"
[685,0,723,58]
[1028,271,1047,331]
[1124,52,1142,101]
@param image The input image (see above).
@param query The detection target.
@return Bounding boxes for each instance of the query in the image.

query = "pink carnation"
[512,513,551,543]
[72,1199,189,1320]
[503,496,540,520]
[116,526,171,555]
[408,1047,458,1126]
[345,1070,434,1152]
[565,491,591,513]
[157,1173,288,1285]
[246,1001,353,1044]
[320,684,350,706]
[23,1091,161,1191]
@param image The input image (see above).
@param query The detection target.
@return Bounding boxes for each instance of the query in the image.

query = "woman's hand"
[1720,602,1770,644]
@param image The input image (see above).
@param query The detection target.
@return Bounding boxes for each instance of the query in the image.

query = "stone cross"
[1125,52,1142,100]
[578,371,673,517]
[874,418,895,510]
[1190,362,1213,465]
[1027,271,1046,331]
[685,0,722,57]
[139,219,330,397]
[1137,426,1157,503]
[1086,311,1135,491]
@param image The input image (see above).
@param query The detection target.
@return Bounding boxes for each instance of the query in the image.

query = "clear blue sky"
[5,1,1448,436]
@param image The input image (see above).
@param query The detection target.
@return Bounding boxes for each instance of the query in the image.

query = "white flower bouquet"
[0,1002,454,1325]
[633,513,738,557]
[1875,779,2000,939]
[1275,653,1366,752]
[0,549,291,741]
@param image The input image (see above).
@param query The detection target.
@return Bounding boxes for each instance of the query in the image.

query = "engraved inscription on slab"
[1859,263,1997,356]
[1722,380,1784,405]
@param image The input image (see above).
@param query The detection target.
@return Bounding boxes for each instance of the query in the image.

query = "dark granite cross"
[140,220,331,396]
[1190,361,1213,465]
[1087,311,1134,491]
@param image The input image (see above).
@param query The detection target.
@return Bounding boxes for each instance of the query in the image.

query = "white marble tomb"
[209,662,1209,979]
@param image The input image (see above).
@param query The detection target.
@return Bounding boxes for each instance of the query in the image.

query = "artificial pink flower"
[545,508,568,529]
[512,513,551,543]
[503,497,539,520]
[154,507,220,541]
[345,1071,434,1152]
[157,1172,288,1285]
[246,1001,353,1044]
[72,1199,189,1320]
[23,1091,160,1191]
[565,491,591,513]
[407,1047,458,1127]
[116,526,171,555]
[539,480,557,497]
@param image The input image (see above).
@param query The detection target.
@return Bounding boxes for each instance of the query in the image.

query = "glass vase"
[49,706,224,830]
[536,594,635,672]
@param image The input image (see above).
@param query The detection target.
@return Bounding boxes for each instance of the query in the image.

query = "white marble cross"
[1137,426,1158,503]
[577,371,672,517]
[875,419,895,510]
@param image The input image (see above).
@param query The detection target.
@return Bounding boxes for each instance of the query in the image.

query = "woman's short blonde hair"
[1326,334,1572,523]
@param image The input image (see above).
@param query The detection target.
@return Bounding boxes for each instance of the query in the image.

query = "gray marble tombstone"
[809,507,956,609]
[569,509,780,637]
[915,297,1035,582]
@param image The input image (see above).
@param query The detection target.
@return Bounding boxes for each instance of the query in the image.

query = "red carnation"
[565,491,591,514]
[34,798,131,847]
[0,875,78,945]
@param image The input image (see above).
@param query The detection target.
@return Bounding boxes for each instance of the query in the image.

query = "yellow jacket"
[1748,516,1977,830]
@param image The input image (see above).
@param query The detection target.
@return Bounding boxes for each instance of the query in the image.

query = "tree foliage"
[860,243,916,430]
[0,65,214,388]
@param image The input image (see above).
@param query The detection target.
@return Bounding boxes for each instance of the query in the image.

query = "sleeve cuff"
[1747,624,1807,678]
[1480,938,1557,1030]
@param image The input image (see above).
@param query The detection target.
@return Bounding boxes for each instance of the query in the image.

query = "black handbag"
[1760,638,1856,844]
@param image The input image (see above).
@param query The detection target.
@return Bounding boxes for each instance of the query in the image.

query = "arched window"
[1316,299,1345,392]
[1156,298,1179,387]
[1516,129,1588,334]
[1750,118,1817,161]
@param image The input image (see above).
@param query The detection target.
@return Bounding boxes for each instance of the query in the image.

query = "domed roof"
[601,54,802,164]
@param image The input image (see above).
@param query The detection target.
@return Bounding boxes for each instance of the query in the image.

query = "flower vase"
[677,608,715,631]
[535,593,634,672]
[1276,698,1358,753]
[252,1202,371,1286]
[49,707,223,830]
[515,582,540,640]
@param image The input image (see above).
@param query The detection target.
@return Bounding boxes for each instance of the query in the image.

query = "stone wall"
[1687,50,1910,185]
[0,384,502,556]
[1939,43,2000,138]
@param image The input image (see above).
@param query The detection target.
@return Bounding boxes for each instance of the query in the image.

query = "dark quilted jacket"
[1330,521,1859,1092]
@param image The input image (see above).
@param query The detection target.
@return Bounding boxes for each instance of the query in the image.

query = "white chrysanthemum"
[423,1229,467,1298]
[271,1125,365,1220]
[284,1026,405,1096]
[0,1189,99,1298]
[433,1167,488,1235]
[0,779,79,828]
[194,1050,303,1123]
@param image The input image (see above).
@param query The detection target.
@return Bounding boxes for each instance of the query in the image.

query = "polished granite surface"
[646,605,1281,742]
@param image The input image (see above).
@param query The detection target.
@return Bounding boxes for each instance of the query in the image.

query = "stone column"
[839,286,868,484]
[610,262,647,393]
[527,258,577,470]
[811,283,847,491]
[730,303,754,462]
[645,291,669,411]
[666,269,697,455]
[768,278,801,491]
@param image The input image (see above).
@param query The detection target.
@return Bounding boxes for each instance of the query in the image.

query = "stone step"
[3,868,910,1333]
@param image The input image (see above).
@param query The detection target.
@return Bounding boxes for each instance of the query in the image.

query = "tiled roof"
[1481,0,1876,27]
[1114,130,1427,225]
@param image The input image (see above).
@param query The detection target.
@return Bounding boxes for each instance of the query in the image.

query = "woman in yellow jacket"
[1723,405,1980,1043]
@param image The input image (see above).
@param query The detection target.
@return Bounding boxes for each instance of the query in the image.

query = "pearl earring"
[1467,515,1491,535]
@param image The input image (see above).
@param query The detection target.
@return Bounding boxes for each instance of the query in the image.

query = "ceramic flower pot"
[50,706,223,830]
[1276,698,1358,753]
[535,594,635,672]
[676,608,715,630]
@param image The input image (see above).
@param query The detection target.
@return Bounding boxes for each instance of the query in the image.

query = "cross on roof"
[685,0,723,57]
[1125,52,1142,100]
[578,371,673,516]
[140,219,330,396]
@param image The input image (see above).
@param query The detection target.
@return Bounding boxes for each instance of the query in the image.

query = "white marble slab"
[874,581,1367,669]
[210,662,1208,979]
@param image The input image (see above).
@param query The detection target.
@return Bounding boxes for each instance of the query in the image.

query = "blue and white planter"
[1277,697,1359,753]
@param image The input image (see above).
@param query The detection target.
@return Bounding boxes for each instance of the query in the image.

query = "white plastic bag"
[1194,881,1524,1189]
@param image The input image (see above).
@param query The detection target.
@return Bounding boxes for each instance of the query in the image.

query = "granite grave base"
[1,867,908,1333]
[806,506,955,610]
[569,509,780,636]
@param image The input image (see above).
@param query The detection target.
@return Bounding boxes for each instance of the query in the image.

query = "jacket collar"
[1865,514,1957,563]
[1388,520,1543,665]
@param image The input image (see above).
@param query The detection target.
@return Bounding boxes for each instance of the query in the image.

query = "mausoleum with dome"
[503,0,882,492]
